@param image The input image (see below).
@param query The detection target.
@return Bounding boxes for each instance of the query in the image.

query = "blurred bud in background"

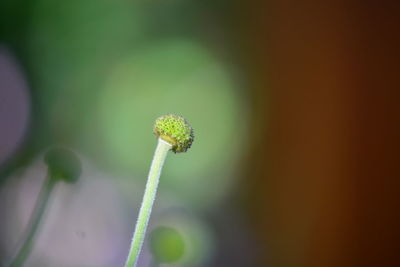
[44,148,81,183]
[0,151,131,266]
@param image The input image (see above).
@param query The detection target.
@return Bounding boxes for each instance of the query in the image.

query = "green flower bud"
[153,114,194,153]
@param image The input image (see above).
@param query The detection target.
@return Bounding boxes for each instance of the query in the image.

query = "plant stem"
[10,174,56,267]
[125,139,172,267]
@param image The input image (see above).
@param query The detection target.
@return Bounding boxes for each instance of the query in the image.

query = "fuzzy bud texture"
[153,114,194,153]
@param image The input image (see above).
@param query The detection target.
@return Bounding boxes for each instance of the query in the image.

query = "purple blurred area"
[0,47,30,166]
[1,155,130,266]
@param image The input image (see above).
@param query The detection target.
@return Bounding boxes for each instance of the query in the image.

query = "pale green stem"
[125,139,172,267]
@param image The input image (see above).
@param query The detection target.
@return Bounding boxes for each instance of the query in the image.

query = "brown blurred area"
[238,1,400,267]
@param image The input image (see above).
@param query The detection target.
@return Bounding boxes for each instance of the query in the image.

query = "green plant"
[9,148,81,267]
[124,114,194,267]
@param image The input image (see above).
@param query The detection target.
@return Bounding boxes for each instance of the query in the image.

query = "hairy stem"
[125,139,172,267]
[10,174,56,267]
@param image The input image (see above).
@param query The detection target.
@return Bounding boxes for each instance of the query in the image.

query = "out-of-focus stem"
[10,174,56,267]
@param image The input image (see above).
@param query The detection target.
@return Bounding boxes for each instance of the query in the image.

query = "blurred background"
[0,0,399,267]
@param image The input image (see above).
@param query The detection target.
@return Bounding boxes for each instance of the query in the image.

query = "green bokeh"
[153,212,215,266]
[149,226,185,263]
[96,39,247,207]
[26,0,248,209]
[28,0,141,141]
